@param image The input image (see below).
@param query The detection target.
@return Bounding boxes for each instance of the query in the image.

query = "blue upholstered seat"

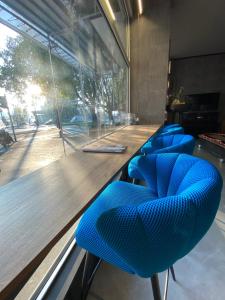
[146,124,183,145]
[75,153,222,278]
[154,126,184,137]
[161,124,181,132]
[163,123,180,130]
[142,133,195,155]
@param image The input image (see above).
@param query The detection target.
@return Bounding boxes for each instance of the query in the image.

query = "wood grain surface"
[0,125,160,299]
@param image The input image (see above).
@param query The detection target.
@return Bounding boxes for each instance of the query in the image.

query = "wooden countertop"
[0,125,160,299]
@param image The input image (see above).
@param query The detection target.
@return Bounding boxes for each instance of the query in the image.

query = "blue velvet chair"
[75,153,222,300]
[142,133,195,155]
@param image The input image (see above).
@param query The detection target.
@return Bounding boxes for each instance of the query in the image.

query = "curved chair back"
[97,154,223,277]
[163,123,180,130]
[148,126,184,142]
[142,133,195,154]
[161,124,181,132]
[76,153,222,279]
[159,126,184,135]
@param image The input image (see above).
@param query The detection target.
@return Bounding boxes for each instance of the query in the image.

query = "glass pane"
[0,23,65,186]
[109,0,128,53]
[99,0,129,55]
[52,0,129,150]
[0,0,129,185]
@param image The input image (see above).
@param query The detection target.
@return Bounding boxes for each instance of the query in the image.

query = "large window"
[99,0,129,55]
[0,0,129,186]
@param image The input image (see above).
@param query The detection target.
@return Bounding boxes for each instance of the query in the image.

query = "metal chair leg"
[151,274,162,300]
[81,252,101,300]
[163,269,169,300]
[81,252,89,300]
[169,266,176,282]
[132,178,140,185]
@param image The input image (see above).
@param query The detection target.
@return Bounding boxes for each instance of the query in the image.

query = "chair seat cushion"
[75,182,157,273]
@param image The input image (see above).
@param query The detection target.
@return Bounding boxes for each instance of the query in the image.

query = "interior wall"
[171,54,225,125]
[170,0,225,58]
[130,0,170,124]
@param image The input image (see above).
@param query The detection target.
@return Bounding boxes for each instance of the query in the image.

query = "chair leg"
[163,269,169,300]
[81,252,101,300]
[151,274,162,300]
[81,252,89,300]
[169,266,176,282]
[132,178,140,185]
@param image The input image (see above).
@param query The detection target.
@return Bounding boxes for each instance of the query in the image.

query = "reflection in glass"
[108,0,129,53]
[0,0,129,185]
[52,0,129,149]
[99,0,129,55]
[0,23,66,186]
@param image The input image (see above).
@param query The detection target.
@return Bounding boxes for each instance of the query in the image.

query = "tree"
[97,68,127,124]
[0,28,128,130]
[0,34,83,129]
[0,35,77,101]
[12,106,28,127]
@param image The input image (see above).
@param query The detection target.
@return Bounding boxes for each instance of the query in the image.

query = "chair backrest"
[163,123,180,129]
[138,153,222,268]
[149,126,184,142]
[137,153,221,196]
[100,153,223,277]
[151,134,195,155]
[160,126,184,135]
[153,134,191,146]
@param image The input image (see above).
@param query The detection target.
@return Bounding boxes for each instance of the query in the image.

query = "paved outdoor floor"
[0,127,65,187]
[0,125,120,187]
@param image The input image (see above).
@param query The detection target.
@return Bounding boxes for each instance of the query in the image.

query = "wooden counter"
[0,125,160,299]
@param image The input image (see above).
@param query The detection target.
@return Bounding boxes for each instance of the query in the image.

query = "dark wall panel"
[171,54,225,125]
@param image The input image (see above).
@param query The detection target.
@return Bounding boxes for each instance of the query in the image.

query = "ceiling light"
[105,0,116,21]
[138,0,143,15]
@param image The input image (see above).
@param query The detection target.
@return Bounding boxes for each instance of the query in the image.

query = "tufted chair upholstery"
[76,153,222,278]
[163,123,180,130]
[151,126,184,140]
[142,133,195,155]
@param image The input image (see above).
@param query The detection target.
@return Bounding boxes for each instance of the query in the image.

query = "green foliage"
[12,106,28,126]
[0,33,128,126]
[0,35,78,100]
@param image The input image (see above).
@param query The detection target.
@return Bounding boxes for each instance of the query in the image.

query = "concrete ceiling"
[170,0,225,58]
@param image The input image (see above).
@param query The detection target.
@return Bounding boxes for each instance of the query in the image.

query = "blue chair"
[147,126,184,143]
[146,124,183,144]
[164,123,180,129]
[75,153,222,299]
[158,125,183,134]
[142,133,195,155]
[157,126,184,136]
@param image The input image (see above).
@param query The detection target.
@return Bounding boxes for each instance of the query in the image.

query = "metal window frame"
[97,0,131,112]
[97,0,130,66]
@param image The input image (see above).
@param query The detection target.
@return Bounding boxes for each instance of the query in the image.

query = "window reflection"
[0,0,129,185]
[99,0,129,55]
[108,0,128,52]
[54,1,129,148]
